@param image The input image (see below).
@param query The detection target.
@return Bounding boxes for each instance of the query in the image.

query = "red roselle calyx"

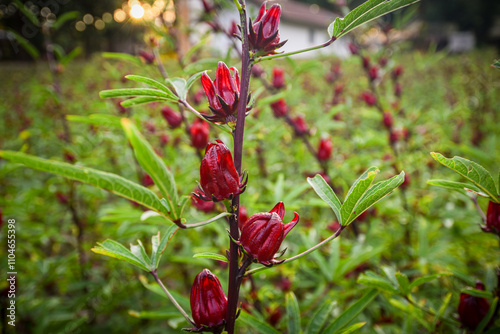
[348,42,359,55]
[483,201,500,234]
[383,112,393,128]
[190,119,210,150]
[368,66,379,81]
[291,115,309,136]
[317,138,333,161]
[361,91,377,107]
[238,202,299,266]
[272,67,285,89]
[189,269,227,331]
[458,281,490,330]
[362,56,370,69]
[270,99,288,118]
[195,140,247,202]
[392,65,404,80]
[248,3,287,56]
[201,61,242,124]
[161,106,183,129]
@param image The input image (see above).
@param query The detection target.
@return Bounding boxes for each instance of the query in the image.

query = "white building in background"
[188,0,350,59]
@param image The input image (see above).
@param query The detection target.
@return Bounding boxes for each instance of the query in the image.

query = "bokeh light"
[83,13,94,25]
[75,21,86,32]
[114,9,126,22]
[130,4,144,19]
[102,12,112,23]
[94,19,105,30]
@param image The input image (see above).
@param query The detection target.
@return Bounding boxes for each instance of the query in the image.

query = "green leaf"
[433,293,452,330]
[166,77,188,100]
[395,272,410,296]
[427,179,484,196]
[461,288,493,299]
[474,297,498,334]
[91,239,150,272]
[357,272,399,294]
[306,299,335,334]
[338,322,366,334]
[6,29,40,59]
[130,240,150,266]
[103,52,143,66]
[408,272,453,291]
[0,150,169,215]
[341,167,378,225]
[128,310,181,319]
[323,289,379,334]
[286,292,301,334]
[60,46,82,66]
[492,59,500,70]
[12,0,40,26]
[99,88,178,103]
[192,252,228,262]
[351,171,404,224]
[175,195,190,219]
[307,174,343,225]
[431,152,499,202]
[66,114,122,127]
[152,225,179,269]
[120,97,162,107]
[125,75,175,96]
[186,71,205,93]
[328,0,420,39]
[238,312,281,334]
[121,119,179,220]
[51,11,79,30]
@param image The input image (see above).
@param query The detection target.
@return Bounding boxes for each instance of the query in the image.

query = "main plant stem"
[226,2,252,333]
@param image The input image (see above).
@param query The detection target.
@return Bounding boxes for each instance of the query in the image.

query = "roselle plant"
[0,0,445,332]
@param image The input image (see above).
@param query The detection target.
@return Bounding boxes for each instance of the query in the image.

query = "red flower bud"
[144,121,156,133]
[383,112,393,129]
[270,99,288,118]
[389,131,399,145]
[159,134,169,147]
[201,61,240,123]
[378,57,388,68]
[193,89,205,105]
[191,189,216,213]
[394,82,402,97]
[348,43,359,55]
[317,138,333,161]
[251,64,265,78]
[271,67,285,89]
[368,66,379,81]
[239,202,299,265]
[190,269,227,330]
[196,140,246,202]
[334,83,344,95]
[248,3,287,56]
[142,174,154,187]
[362,56,371,69]
[392,65,404,79]
[291,115,309,137]
[63,151,76,163]
[361,91,377,106]
[190,119,210,150]
[458,281,490,330]
[138,50,155,64]
[267,306,283,327]
[484,201,500,234]
[161,106,183,129]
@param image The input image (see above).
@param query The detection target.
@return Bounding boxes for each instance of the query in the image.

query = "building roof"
[250,0,338,28]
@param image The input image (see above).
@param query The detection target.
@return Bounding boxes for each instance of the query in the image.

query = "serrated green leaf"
[323,289,379,334]
[99,88,178,103]
[461,288,493,299]
[286,292,301,334]
[474,297,498,334]
[192,252,228,262]
[121,119,179,220]
[91,240,150,271]
[306,299,334,334]
[125,75,175,96]
[427,179,484,196]
[307,174,343,225]
[395,272,410,296]
[66,114,122,127]
[338,322,366,334]
[352,171,404,223]
[130,240,151,268]
[408,272,453,291]
[0,150,169,215]
[431,152,499,202]
[154,225,179,269]
[238,311,281,334]
[328,0,420,38]
[357,272,399,294]
[341,167,378,225]
[103,52,143,66]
